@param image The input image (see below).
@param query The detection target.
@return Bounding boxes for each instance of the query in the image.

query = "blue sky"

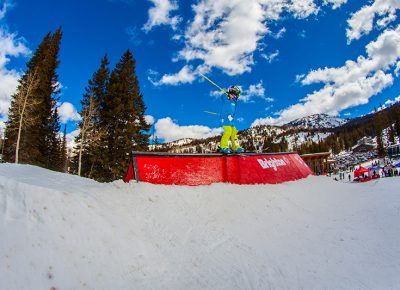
[0,0,399,142]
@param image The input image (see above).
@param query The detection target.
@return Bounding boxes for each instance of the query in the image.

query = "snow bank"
[1,164,400,289]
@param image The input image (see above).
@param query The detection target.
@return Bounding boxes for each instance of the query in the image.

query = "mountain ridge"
[286,113,350,129]
[154,105,400,155]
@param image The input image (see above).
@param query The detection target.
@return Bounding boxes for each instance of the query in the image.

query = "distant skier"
[219,85,244,154]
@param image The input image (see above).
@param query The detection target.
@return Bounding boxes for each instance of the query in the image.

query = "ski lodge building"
[387,143,400,158]
[300,152,335,175]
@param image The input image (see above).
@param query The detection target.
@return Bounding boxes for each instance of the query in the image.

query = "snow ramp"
[125,152,313,185]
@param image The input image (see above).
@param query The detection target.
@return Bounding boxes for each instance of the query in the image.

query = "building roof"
[387,143,400,149]
[300,152,331,159]
[351,143,374,150]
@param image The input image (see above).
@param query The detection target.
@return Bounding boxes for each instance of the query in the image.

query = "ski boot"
[232,147,244,153]
[219,147,231,154]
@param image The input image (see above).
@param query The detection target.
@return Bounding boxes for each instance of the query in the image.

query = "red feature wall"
[125,152,313,186]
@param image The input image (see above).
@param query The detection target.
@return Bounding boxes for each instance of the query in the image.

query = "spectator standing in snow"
[219,86,244,154]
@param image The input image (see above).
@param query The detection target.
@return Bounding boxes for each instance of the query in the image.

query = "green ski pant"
[220,126,240,150]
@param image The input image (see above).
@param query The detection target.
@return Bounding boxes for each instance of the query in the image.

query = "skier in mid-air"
[219,85,244,154]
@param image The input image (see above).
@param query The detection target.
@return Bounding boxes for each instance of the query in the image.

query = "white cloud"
[384,95,400,107]
[66,129,79,149]
[252,25,400,127]
[126,26,142,46]
[240,81,268,103]
[274,27,286,39]
[150,65,196,86]
[395,61,400,76]
[298,29,307,38]
[288,0,319,18]
[209,81,272,103]
[247,82,265,97]
[55,81,64,92]
[252,116,279,126]
[0,2,8,19]
[295,74,305,83]
[175,0,329,77]
[265,105,273,111]
[0,117,5,138]
[346,0,400,43]
[58,102,81,124]
[147,68,159,79]
[323,0,348,9]
[209,90,222,98]
[385,99,394,106]
[150,0,348,86]
[177,1,268,76]
[302,28,400,86]
[154,117,221,142]
[0,28,30,117]
[0,1,14,20]
[0,68,19,116]
[374,97,400,112]
[143,0,181,32]
[145,114,155,125]
[261,50,279,63]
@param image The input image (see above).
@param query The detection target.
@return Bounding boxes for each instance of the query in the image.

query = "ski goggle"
[228,94,239,100]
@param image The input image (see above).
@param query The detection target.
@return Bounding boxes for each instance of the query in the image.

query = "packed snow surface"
[1,164,400,289]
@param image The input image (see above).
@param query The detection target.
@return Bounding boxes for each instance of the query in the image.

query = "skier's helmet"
[228,85,241,99]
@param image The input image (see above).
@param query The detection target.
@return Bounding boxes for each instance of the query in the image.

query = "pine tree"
[4,68,40,163]
[392,106,400,140]
[102,49,150,181]
[4,33,51,163]
[60,124,67,172]
[388,124,395,145]
[279,136,288,152]
[4,29,63,167]
[42,28,63,170]
[75,55,110,179]
[374,113,386,157]
[0,135,4,161]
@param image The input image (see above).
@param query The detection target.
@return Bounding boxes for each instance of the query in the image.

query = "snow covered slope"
[1,164,400,289]
[287,113,349,129]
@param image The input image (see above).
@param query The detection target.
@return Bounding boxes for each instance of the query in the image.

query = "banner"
[125,152,313,185]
